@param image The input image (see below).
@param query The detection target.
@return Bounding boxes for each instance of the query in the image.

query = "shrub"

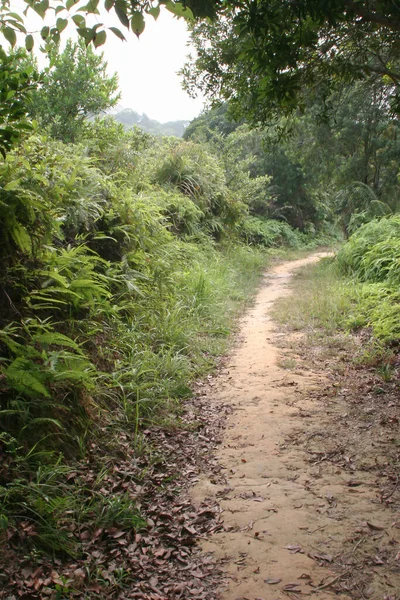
[238,216,302,247]
[336,216,400,277]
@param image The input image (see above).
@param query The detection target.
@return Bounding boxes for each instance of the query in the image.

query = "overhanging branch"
[342,0,400,32]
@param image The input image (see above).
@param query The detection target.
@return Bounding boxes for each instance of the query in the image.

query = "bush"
[238,216,302,247]
[336,215,400,344]
[336,216,400,278]
[0,133,273,558]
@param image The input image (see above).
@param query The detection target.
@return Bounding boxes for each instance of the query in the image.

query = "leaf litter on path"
[0,389,232,599]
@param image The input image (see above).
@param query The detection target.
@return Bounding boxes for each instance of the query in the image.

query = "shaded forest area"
[0,0,400,596]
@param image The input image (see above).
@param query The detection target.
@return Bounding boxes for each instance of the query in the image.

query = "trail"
[191,254,356,599]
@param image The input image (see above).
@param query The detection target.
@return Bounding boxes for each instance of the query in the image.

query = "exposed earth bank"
[192,255,400,600]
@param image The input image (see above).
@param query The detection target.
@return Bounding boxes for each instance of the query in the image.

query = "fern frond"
[5,358,50,398]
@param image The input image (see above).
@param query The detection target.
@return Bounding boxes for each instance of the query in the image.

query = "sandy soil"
[191,254,400,600]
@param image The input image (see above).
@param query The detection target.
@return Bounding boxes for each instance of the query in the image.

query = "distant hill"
[113,109,190,138]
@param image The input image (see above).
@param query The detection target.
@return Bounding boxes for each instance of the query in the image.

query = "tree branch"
[342,0,400,32]
[361,64,400,83]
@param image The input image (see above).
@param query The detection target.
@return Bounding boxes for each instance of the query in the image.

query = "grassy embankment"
[1,132,318,567]
[273,216,400,374]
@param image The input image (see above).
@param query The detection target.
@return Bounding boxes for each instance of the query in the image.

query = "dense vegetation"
[336,217,400,344]
[184,85,400,236]
[0,125,272,549]
[183,0,400,122]
[0,41,323,596]
[1,1,400,596]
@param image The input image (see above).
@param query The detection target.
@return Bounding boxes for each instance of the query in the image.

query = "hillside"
[113,108,190,137]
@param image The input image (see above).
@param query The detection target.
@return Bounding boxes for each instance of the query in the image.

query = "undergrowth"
[0,132,273,563]
[272,258,355,337]
[274,217,400,373]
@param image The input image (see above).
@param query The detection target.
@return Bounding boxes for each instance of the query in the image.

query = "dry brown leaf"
[366,521,385,531]
[283,583,302,591]
[308,551,333,563]
[284,544,303,554]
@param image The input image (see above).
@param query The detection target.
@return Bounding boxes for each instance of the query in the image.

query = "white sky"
[101,9,205,122]
[10,2,205,123]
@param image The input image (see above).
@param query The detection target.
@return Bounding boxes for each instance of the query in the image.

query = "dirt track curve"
[192,254,349,599]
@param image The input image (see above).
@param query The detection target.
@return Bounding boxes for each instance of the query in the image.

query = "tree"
[182,0,400,124]
[0,47,38,156]
[30,40,120,142]
[185,105,324,229]
[2,0,400,152]
[0,0,200,50]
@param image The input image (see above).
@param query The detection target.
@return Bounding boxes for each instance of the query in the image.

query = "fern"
[5,357,50,398]
[32,332,82,352]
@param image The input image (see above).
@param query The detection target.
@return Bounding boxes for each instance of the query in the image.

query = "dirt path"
[192,253,393,600]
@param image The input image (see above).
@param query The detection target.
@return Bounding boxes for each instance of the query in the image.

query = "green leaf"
[9,223,32,254]
[131,11,145,37]
[21,417,64,432]
[56,18,68,33]
[104,0,114,11]
[93,29,107,47]
[25,33,34,51]
[40,271,69,288]
[33,332,81,351]
[108,26,126,41]
[3,26,17,46]
[66,0,80,9]
[55,5,66,14]
[33,0,50,18]
[51,30,60,44]
[41,25,50,40]
[77,26,97,44]
[5,358,50,398]
[0,515,8,531]
[4,180,20,191]
[164,0,194,21]
[7,12,24,23]
[72,14,85,27]
[6,20,26,34]
[148,5,160,20]
[115,0,130,28]
[87,0,100,13]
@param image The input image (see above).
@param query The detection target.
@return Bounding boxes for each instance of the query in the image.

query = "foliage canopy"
[182,0,400,122]
[30,40,120,142]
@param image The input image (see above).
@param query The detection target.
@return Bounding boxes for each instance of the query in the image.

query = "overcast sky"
[103,10,205,122]
[14,2,205,123]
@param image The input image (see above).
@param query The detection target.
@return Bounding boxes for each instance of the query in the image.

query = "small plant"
[277,356,297,370]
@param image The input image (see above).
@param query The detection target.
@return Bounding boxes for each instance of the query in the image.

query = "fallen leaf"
[308,551,333,563]
[284,544,303,554]
[366,521,385,531]
[73,568,86,580]
[283,583,302,591]
[264,578,282,584]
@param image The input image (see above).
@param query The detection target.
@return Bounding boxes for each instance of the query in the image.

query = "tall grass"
[274,217,400,379]
[272,258,354,337]
[336,216,400,343]
[0,134,272,558]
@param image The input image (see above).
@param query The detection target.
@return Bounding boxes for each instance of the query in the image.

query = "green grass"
[336,217,400,344]
[272,258,354,337]
[0,239,270,560]
[273,248,399,377]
